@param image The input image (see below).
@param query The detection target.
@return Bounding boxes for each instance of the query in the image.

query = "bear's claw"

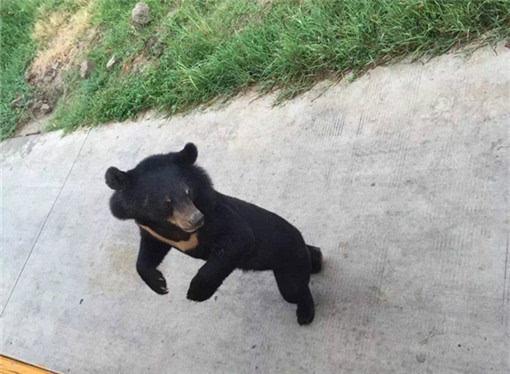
[138,268,168,295]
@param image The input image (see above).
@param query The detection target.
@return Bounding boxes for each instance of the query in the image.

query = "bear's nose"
[189,212,204,227]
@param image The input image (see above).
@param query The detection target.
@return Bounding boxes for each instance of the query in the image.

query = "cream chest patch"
[139,224,198,252]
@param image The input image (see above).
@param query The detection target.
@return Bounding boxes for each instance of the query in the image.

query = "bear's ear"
[176,143,198,165]
[105,167,130,190]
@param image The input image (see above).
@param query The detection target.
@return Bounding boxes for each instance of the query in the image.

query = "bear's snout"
[168,201,204,233]
[188,211,204,228]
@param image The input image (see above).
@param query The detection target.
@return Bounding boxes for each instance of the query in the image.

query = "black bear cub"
[105,143,322,325]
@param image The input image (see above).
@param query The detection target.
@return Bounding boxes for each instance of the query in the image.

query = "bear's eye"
[185,188,190,196]
[165,197,172,208]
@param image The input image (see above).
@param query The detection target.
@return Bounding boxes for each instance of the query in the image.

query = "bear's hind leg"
[273,270,315,325]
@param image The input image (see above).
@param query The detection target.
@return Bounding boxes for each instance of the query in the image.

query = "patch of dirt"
[121,35,164,75]
[30,4,94,77]
[122,53,151,74]
[25,2,98,118]
[14,116,48,137]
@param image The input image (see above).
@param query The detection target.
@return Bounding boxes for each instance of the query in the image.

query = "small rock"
[40,103,52,114]
[106,55,117,70]
[132,2,151,26]
[416,353,426,363]
[80,59,95,78]
[43,68,57,83]
[45,66,57,79]
[42,64,59,83]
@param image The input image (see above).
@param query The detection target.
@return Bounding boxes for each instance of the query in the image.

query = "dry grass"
[30,1,95,78]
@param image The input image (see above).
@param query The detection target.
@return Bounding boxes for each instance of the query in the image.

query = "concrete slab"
[1,45,509,373]
[0,132,88,312]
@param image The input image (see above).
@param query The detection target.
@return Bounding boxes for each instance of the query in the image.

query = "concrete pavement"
[1,44,509,373]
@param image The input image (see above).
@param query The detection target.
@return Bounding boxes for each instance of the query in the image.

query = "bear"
[105,143,322,325]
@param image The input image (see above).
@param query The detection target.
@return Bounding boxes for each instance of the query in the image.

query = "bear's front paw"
[137,268,168,295]
[186,275,217,302]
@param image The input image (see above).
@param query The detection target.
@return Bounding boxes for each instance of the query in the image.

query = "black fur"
[105,143,323,325]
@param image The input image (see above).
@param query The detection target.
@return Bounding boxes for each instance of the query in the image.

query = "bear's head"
[105,143,213,233]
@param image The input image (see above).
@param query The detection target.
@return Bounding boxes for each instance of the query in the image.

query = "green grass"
[0,0,40,139]
[2,0,510,138]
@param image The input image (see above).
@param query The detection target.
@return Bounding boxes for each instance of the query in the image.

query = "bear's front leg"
[187,249,236,302]
[187,213,254,302]
[136,231,171,295]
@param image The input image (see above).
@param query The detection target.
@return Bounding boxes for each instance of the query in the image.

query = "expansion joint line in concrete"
[0,129,92,317]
